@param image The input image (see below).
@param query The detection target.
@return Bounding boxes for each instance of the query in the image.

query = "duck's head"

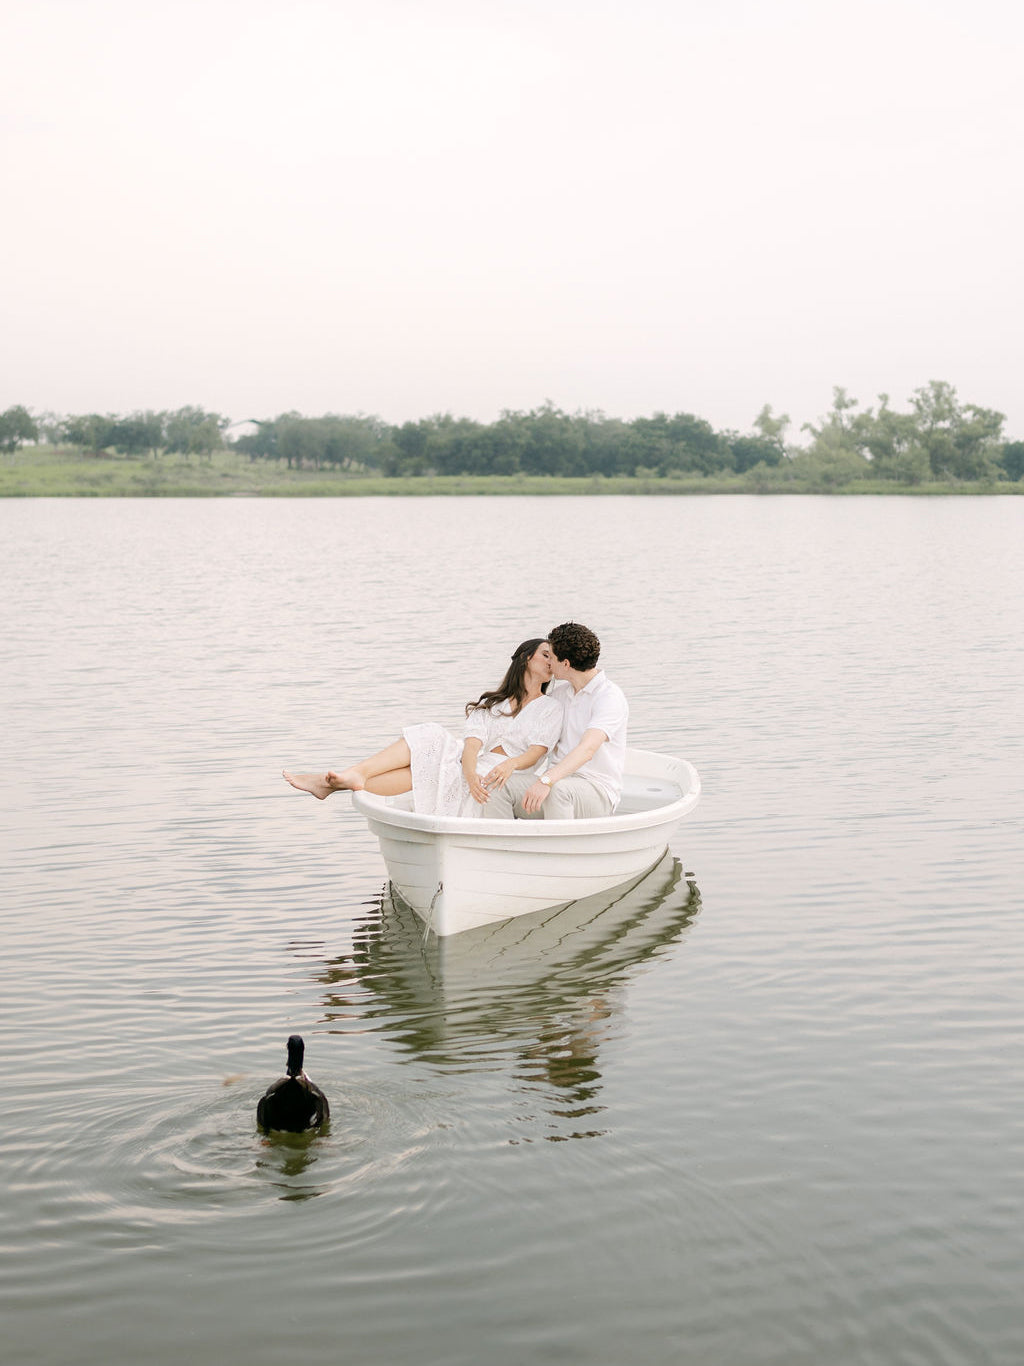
[286,1034,305,1077]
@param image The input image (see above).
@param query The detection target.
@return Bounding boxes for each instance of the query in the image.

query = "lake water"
[2,495,1022,1366]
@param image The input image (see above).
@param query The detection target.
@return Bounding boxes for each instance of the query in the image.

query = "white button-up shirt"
[547,671,629,808]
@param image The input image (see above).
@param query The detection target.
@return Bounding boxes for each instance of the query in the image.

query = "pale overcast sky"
[3,0,1023,438]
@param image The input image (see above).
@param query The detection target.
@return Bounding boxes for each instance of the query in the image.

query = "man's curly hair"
[548,622,601,672]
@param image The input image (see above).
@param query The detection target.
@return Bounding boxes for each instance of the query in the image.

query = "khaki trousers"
[483,771,613,820]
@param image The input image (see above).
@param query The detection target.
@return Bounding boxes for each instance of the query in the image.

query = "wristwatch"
[539,774,553,787]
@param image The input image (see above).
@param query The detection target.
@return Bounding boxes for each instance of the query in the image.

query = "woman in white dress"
[283,639,563,817]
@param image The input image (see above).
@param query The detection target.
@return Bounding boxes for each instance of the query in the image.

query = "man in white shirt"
[487,621,628,819]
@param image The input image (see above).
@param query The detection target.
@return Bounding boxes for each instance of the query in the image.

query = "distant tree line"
[230,403,790,477]
[3,382,1022,483]
[0,405,227,458]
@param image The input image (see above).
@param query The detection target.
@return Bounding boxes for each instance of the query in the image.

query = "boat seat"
[616,777,683,815]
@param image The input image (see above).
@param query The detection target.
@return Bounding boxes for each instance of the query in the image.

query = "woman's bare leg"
[360,767,413,796]
[284,738,413,800]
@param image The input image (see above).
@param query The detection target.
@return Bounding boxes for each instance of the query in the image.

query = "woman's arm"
[461,737,489,805]
[481,743,549,791]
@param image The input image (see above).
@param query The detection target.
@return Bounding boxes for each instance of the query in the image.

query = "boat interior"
[383,773,684,817]
[615,774,684,815]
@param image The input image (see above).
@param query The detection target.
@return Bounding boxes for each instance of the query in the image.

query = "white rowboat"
[351,747,700,937]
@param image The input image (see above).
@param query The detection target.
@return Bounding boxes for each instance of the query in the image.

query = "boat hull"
[352,749,700,936]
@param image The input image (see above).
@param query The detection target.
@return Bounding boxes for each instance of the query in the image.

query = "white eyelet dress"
[402,693,563,817]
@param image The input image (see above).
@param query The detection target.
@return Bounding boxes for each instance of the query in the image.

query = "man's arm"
[520,728,607,813]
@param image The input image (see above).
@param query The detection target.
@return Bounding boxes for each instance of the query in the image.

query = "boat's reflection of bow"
[312,854,701,1140]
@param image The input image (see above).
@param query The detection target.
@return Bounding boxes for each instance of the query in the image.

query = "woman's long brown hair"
[466,638,548,716]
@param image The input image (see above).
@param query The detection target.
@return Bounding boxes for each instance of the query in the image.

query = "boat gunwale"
[351,749,700,840]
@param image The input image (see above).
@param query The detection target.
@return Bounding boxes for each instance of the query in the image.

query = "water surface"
[2,496,1022,1365]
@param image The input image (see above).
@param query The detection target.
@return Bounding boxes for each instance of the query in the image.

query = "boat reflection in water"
[312,852,701,1140]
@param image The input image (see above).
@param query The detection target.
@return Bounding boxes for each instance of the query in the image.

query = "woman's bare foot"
[283,770,335,800]
[327,767,365,792]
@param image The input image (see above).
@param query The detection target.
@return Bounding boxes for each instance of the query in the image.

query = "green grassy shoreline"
[1,447,1021,497]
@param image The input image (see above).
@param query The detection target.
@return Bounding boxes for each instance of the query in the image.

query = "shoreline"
[1,450,1021,498]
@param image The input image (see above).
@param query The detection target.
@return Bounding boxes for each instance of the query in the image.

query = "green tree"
[33,411,65,445]
[788,440,871,487]
[109,411,164,456]
[233,418,280,462]
[581,412,633,476]
[629,411,730,476]
[389,420,432,475]
[799,387,871,483]
[275,415,322,469]
[802,387,863,449]
[62,413,115,453]
[998,440,1024,481]
[319,415,390,471]
[0,405,39,453]
[752,403,790,445]
[909,380,1004,481]
[422,414,489,476]
[856,394,928,483]
[164,406,226,458]
[728,434,783,473]
[727,406,788,473]
[505,403,585,476]
[263,413,389,471]
[478,415,525,476]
